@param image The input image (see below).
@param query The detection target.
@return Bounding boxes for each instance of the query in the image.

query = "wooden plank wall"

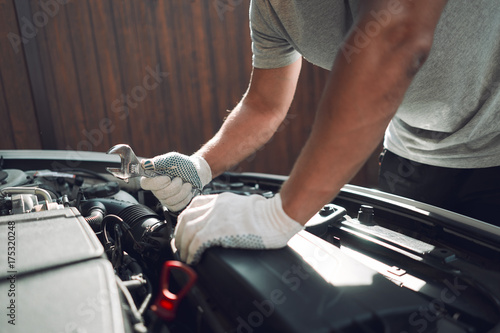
[0,0,381,187]
[0,0,42,149]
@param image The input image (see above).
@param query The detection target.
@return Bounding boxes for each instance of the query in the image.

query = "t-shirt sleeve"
[250,0,301,69]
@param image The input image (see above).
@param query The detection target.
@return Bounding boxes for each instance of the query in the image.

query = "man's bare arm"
[281,0,448,223]
[196,59,302,177]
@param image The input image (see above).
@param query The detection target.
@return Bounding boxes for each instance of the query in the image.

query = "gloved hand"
[174,192,304,264]
[140,153,212,212]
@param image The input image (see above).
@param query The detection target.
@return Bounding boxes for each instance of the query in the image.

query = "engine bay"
[1,151,500,333]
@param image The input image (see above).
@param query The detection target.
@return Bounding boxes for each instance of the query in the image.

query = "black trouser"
[378,149,500,226]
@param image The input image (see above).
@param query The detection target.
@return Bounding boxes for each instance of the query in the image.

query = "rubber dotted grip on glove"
[191,234,266,264]
[142,153,203,190]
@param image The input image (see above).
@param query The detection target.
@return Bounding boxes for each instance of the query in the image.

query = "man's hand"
[174,193,304,264]
[140,153,212,211]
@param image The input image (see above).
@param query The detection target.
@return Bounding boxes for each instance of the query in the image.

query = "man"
[141,0,500,264]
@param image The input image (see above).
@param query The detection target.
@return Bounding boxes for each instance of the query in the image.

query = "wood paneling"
[0,0,381,188]
[0,0,41,149]
[18,0,254,156]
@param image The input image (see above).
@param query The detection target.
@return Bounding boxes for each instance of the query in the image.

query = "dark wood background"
[0,0,381,187]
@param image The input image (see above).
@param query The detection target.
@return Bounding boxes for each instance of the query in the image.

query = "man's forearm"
[195,61,303,178]
[281,0,448,224]
[195,100,286,177]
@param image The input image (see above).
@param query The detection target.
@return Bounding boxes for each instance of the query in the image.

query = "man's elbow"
[383,20,436,77]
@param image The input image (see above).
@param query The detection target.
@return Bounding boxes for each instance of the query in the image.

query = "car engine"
[0,152,499,333]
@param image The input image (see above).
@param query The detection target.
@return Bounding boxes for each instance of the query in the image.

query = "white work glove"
[174,192,304,264]
[140,153,212,212]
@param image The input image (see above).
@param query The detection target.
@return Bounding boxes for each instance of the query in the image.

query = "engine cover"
[196,231,433,333]
[0,208,131,333]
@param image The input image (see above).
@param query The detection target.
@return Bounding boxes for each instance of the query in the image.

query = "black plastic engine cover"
[196,231,434,333]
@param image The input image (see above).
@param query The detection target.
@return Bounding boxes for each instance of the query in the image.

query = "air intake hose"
[82,198,173,261]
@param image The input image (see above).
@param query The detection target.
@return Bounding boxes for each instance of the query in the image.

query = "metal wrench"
[106,144,154,182]
[105,145,201,198]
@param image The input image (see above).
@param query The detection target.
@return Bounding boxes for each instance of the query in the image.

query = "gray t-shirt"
[250,0,500,168]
